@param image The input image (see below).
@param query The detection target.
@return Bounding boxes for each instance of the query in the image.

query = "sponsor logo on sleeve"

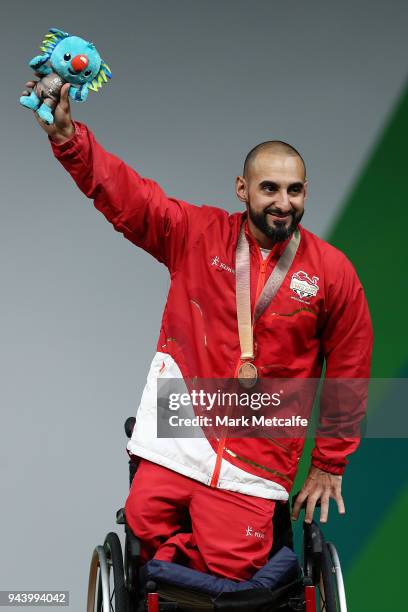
[210,255,235,274]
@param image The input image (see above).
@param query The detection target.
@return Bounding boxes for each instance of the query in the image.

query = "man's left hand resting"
[291,465,345,524]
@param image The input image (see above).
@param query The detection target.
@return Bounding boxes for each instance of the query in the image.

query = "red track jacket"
[51,122,373,500]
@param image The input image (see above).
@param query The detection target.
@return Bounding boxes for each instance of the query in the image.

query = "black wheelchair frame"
[87,418,347,612]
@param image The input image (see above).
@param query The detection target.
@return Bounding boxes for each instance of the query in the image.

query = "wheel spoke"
[319,576,327,612]
[110,582,115,611]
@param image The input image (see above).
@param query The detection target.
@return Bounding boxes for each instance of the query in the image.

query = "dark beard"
[248,206,303,243]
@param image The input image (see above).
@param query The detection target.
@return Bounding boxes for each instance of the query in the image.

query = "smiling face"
[50,36,101,85]
[236,147,308,248]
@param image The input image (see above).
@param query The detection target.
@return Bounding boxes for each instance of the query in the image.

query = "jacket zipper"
[210,243,274,488]
[209,359,241,487]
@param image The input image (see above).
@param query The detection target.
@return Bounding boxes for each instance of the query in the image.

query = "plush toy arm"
[68,84,89,103]
[68,86,78,101]
[29,54,51,75]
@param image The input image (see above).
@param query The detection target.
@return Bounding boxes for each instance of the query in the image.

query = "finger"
[292,492,307,521]
[33,111,53,134]
[304,493,320,524]
[33,111,43,125]
[59,83,71,111]
[21,81,36,96]
[335,492,346,515]
[319,494,330,523]
[33,113,47,129]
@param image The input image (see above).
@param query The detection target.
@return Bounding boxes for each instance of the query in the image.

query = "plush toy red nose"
[71,54,89,73]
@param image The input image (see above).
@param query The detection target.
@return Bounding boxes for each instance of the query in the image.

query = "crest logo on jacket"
[290,271,319,302]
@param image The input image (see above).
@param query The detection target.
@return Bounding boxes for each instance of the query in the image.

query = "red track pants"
[124,459,276,581]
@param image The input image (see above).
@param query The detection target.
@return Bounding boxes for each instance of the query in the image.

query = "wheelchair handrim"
[326,542,347,612]
[87,546,110,612]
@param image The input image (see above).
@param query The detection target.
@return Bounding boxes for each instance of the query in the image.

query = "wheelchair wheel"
[103,532,128,612]
[316,541,346,612]
[87,533,128,612]
[87,545,110,612]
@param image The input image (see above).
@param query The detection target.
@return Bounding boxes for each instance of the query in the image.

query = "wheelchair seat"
[142,546,299,595]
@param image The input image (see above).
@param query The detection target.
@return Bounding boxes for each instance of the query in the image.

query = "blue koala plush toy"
[20,27,111,124]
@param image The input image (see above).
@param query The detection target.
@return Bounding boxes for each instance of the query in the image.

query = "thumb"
[59,83,71,111]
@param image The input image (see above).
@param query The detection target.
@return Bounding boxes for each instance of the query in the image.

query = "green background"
[293,83,408,610]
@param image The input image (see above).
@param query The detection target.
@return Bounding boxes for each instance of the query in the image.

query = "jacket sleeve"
[311,251,374,475]
[50,121,195,273]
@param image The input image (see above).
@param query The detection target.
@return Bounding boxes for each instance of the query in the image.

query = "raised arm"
[29,83,194,272]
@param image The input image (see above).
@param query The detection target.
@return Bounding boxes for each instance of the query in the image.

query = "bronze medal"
[235,224,301,391]
[238,361,258,389]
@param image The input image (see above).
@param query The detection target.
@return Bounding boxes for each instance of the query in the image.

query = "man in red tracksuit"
[27,84,373,581]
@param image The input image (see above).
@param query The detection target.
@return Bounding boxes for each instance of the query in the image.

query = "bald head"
[243,141,306,180]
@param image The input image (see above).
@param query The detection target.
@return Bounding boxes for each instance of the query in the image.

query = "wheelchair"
[87,418,347,612]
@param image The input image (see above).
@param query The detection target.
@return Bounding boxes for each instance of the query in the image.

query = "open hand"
[21,79,75,144]
[291,465,345,524]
